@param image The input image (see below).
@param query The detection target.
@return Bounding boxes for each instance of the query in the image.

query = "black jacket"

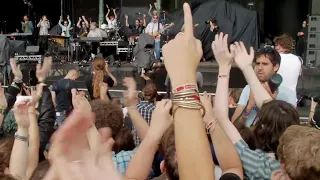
[37,86,55,161]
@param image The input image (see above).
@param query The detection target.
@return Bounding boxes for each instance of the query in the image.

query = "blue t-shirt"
[238,85,297,127]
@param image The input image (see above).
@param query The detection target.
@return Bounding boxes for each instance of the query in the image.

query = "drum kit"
[99,23,122,41]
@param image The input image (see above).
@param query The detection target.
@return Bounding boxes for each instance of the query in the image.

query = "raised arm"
[125,15,129,27]
[67,15,72,29]
[105,8,110,21]
[200,92,243,179]
[143,14,147,27]
[233,42,272,108]
[162,3,214,180]
[212,33,243,144]
[26,84,43,179]
[76,17,82,28]
[82,16,89,28]
[125,100,172,180]
[58,16,63,28]
[148,4,153,18]
[37,19,42,27]
[105,63,117,87]
[123,78,149,140]
[113,9,117,20]
[10,103,31,180]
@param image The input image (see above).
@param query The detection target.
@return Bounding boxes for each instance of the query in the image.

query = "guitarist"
[145,14,163,60]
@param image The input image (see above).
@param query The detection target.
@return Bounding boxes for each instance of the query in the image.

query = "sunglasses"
[256,45,281,61]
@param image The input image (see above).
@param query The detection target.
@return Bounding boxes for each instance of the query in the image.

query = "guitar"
[151,22,174,39]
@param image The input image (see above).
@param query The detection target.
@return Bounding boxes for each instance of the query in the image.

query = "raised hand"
[200,92,215,124]
[0,83,7,110]
[149,99,173,139]
[162,3,202,88]
[73,95,92,113]
[123,77,138,107]
[143,14,146,18]
[44,111,122,180]
[36,56,52,82]
[212,33,235,69]
[14,101,30,129]
[67,15,70,19]
[149,4,152,8]
[10,58,23,81]
[233,42,255,71]
[125,14,128,19]
[28,83,45,108]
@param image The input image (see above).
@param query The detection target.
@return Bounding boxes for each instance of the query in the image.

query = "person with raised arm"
[58,15,72,37]
[105,7,117,29]
[161,3,214,180]
[77,16,89,37]
[213,33,299,179]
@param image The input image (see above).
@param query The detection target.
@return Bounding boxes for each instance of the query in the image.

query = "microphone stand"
[4,22,6,34]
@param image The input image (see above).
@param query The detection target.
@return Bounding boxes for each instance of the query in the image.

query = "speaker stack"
[306,0,320,67]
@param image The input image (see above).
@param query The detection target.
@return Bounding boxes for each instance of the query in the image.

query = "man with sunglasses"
[232,46,297,127]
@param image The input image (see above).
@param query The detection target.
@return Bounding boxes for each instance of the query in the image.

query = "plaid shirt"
[132,101,156,146]
[235,140,281,180]
[112,148,137,175]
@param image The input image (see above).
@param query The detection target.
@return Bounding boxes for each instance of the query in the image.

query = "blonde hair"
[92,57,106,99]
[277,125,320,180]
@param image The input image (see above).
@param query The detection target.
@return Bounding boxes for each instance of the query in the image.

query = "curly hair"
[277,125,320,180]
[0,138,14,173]
[92,57,106,99]
[253,100,299,153]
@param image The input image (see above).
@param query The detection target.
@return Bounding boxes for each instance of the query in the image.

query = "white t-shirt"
[87,28,106,37]
[238,85,297,127]
[277,53,302,94]
[145,22,163,42]
[107,19,117,29]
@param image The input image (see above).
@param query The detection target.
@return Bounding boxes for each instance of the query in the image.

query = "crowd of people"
[0,2,319,180]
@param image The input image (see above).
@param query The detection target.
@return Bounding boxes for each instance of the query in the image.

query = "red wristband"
[173,84,198,93]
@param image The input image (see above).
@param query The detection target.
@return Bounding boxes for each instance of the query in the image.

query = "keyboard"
[78,37,103,42]
[4,33,33,37]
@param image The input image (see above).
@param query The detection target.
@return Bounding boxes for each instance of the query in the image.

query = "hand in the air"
[233,42,254,71]
[123,77,138,107]
[212,33,235,69]
[10,58,23,81]
[36,56,52,82]
[162,3,202,88]
[200,92,215,124]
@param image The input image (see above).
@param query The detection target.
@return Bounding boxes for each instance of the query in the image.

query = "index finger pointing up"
[183,3,194,38]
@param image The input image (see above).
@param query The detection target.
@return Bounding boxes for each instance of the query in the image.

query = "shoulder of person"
[277,85,297,103]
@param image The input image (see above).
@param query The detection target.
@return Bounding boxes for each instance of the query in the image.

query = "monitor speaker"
[312,0,320,15]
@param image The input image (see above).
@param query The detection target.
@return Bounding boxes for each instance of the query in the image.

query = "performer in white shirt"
[87,22,107,58]
[274,34,302,95]
[145,14,163,60]
[105,8,117,29]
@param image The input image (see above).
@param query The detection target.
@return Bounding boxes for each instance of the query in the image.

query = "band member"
[145,14,163,60]
[105,8,117,29]
[87,22,106,58]
[77,16,89,37]
[59,15,72,37]
[125,14,146,37]
[148,3,159,18]
[296,19,308,59]
[37,15,50,53]
[37,15,50,35]
[21,15,34,33]
[207,19,219,32]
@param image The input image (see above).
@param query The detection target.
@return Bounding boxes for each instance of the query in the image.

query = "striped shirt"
[235,140,281,180]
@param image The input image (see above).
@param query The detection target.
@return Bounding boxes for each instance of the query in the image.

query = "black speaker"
[312,0,320,15]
